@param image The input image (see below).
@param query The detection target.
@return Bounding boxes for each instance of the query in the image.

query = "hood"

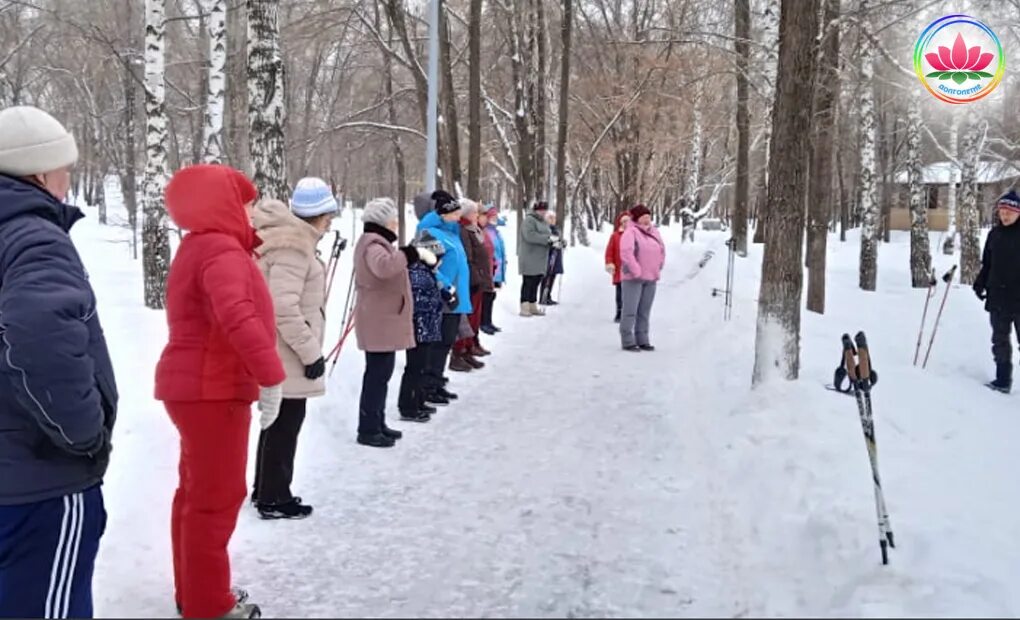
[0,174,83,232]
[418,210,459,234]
[165,164,258,249]
[614,211,629,229]
[253,198,321,257]
[413,192,433,220]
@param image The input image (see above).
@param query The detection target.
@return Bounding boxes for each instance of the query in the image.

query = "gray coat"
[518,211,552,276]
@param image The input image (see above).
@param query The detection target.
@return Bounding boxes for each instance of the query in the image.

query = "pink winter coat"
[619,222,666,282]
[353,229,416,353]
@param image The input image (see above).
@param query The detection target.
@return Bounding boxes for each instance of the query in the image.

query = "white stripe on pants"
[619,279,657,347]
[44,493,83,619]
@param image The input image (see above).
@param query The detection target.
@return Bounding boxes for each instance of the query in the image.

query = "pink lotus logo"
[924,33,994,84]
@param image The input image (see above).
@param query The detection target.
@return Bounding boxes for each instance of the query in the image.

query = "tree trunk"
[752,0,820,385]
[439,9,462,192]
[466,0,482,199]
[942,112,960,255]
[732,0,751,256]
[202,0,227,163]
[554,0,572,231]
[379,1,407,244]
[532,0,548,197]
[907,93,931,288]
[121,2,141,260]
[857,16,879,292]
[143,0,171,309]
[509,0,534,215]
[226,0,249,172]
[682,82,703,243]
[806,0,839,313]
[752,0,780,245]
[959,112,984,285]
[247,0,289,200]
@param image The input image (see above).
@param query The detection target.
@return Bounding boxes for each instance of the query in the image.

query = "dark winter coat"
[155,165,286,404]
[974,222,1020,315]
[460,220,494,293]
[0,174,118,505]
[408,262,443,344]
[546,224,564,276]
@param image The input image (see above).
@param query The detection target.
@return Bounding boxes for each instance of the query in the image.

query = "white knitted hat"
[362,197,398,226]
[0,106,78,177]
[290,177,338,217]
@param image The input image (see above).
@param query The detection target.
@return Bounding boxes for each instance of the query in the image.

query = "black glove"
[494,282,503,289]
[974,285,987,301]
[304,357,326,380]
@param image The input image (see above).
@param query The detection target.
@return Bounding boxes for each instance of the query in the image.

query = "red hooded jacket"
[155,165,285,403]
[604,212,629,285]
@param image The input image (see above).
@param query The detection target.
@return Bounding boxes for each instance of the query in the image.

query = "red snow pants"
[455,290,485,352]
[166,400,251,618]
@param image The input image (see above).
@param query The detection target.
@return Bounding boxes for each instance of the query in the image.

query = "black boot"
[357,433,396,448]
[382,425,404,439]
[988,362,1012,393]
[257,498,313,520]
[438,386,458,400]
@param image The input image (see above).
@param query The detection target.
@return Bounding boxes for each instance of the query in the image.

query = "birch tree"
[466,0,483,199]
[681,81,703,243]
[907,91,931,288]
[202,0,227,163]
[959,111,987,285]
[857,12,879,292]
[142,0,171,309]
[247,0,288,200]
[752,0,779,244]
[805,0,839,313]
[752,0,820,385]
[554,0,572,229]
[732,0,751,256]
[942,112,960,255]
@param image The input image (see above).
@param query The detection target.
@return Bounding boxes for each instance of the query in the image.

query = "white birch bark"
[681,83,703,243]
[857,21,879,292]
[142,0,171,309]
[247,0,289,200]
[958,111,986,285]
[202,0,227,163]
[942,112,961,255]
[907,91,931,288]
[758,0,780,196]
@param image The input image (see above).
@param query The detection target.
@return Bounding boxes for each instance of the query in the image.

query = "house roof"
[894,160,1020,185]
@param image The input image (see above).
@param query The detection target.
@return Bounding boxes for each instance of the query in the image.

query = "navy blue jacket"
[408,262,443,344]
[0,175,118,505]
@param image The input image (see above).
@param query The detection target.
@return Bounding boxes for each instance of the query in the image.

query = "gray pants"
[620,279,657,347]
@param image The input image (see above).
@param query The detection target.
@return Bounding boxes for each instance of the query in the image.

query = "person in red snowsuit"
[155,164,286,619]
[604,211,631,322]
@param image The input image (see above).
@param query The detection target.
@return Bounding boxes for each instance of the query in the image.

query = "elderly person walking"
[353,198,436,448]
[539,210,565,306]
[619,204,665,352]
[519,201,554,316]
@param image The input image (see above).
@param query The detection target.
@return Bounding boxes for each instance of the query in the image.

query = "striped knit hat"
[997,189,1020,213]
[290,177,338,217]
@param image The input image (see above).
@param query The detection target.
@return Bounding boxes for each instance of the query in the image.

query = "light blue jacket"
[485,224,507,284]
[417,211,472,314]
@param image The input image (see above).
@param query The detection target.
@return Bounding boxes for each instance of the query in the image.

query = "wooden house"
[890,161,1020,231]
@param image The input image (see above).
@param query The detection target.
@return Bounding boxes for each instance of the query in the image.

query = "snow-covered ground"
[69,198,1019,618]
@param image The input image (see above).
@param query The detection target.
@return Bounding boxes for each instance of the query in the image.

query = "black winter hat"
[432,190,460,215]
[533,201,549,212]
[997,189,1020,212]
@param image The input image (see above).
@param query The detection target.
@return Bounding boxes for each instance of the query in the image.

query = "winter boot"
[988,362,1012,393]
[528,302,546,316]
[449,352,473,372]
[178,587,250,616]
[382,425,404,440]
[438,386,458,400]
[471,342,491,357]
[463,352,486,369]
[480,324,498,335]
[425,391,450,406]
[257,498,313,520]
[418,402,438,415]
[520,302,532,317]
[639,344,655,351]
[399,409,431,422]
[222,602,261,619]
[622,344,642,352]
[357,433,396,448]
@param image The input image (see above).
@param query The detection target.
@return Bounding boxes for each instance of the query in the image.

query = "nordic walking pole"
[912,268,938,366]
[922,265,958,369]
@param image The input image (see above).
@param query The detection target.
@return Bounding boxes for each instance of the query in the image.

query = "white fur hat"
[362,197,398,226]
[0,106,78,177]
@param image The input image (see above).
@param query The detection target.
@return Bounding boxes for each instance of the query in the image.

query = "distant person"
[539,210,565,305]
[481,205,507,334]
[0,105,118,619]
[519,201,553,316]
[619,204,665,352]
[250,178,338,520]
[353,198,436,448]
[973,190,1020,393]
[398,230,446,422]
[452,199,493,369]
[604,211,631,322]
[156,164,285,619]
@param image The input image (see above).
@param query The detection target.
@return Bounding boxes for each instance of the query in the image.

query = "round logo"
[913,14,1005,104]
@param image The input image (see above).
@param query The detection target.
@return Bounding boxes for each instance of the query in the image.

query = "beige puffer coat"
[254,199,327,399]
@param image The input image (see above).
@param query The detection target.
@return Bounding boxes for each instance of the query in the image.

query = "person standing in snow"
[973,189,1020,393]
[250,178,337,520]
[0,106,117,619]
[604,211,631,323]
[481,205,507,334]
[619,204,665,352]
[539,210,565,306]
[353,198,437,448]
[452,199,494,370]
[155,164,285,619]
[519,201,554,316]
[398,230,447,422]
[417,190,471,392]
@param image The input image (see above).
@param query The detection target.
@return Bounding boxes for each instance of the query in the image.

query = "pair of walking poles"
[914,265,957,368]
[321,231,357,377]
[709,236,735,320]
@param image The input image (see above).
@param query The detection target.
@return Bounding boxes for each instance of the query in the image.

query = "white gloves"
[417,247,438,267]
[605,264,615,274]
[258,384,283,430]
[549,235,561,244]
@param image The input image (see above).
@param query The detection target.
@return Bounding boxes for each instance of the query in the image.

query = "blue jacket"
[416,211,471,314]
[485,224,508,284]
[0,175,118,505]
[408,262,443,343]
[546,224,564,276]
